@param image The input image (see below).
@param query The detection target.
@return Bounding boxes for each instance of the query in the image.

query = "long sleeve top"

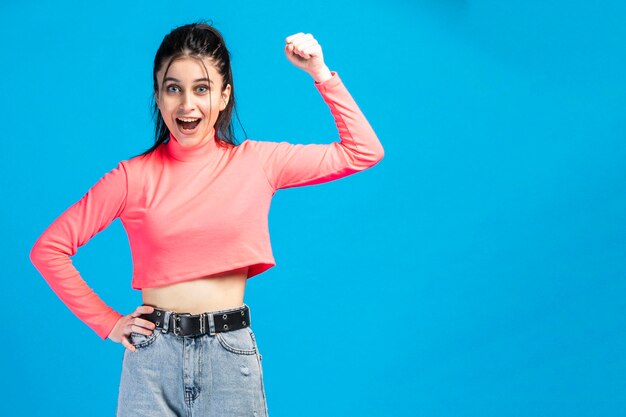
[29,71,384,340]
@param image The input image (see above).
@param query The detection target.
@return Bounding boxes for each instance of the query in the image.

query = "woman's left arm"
[246,33,384,191]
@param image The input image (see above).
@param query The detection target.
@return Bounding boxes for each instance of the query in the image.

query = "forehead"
[158,56,222,82]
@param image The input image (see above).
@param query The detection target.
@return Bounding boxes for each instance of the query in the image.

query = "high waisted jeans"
[116,304,269,417]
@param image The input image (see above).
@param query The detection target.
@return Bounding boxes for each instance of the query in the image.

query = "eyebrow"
[163,77,213,84]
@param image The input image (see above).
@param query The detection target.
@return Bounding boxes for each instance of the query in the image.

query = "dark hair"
[135,21,245,157]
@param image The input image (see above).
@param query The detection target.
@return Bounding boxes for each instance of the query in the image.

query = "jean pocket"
[129,330,160,349]
[216,327,257,355]
[248,327,263,361]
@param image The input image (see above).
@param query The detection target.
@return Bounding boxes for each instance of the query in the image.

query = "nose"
[179,92,195,112]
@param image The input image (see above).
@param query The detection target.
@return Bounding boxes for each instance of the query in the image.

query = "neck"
[165,131,220,162]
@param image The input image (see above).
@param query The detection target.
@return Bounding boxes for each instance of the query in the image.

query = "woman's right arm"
[29,161,129,340]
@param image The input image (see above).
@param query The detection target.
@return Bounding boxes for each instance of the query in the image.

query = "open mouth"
[176,117,201,131]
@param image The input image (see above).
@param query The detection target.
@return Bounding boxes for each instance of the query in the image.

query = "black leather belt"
[139,304,250,337]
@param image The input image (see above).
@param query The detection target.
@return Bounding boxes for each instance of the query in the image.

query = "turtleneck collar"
[165,131,221,163]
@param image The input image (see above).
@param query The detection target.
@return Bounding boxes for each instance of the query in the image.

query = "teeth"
[177,117,200,122]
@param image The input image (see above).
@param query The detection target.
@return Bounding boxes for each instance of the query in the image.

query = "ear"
[220,84,232,111]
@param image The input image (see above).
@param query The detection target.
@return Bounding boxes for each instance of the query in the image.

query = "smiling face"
[155,56,231,147]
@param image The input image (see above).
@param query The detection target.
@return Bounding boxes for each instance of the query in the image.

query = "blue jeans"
[116,304,269,417]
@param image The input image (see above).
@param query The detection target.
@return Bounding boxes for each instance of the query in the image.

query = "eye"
[195,85,210,93]
[166,84,180,93]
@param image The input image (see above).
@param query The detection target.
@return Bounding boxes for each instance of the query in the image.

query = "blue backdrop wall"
[2,1,625,416]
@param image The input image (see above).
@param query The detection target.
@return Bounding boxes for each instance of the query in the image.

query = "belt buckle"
[199,313,206,334]
[172,313,181,336]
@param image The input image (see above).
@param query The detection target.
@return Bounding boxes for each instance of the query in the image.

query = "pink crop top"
[30,71,384,339]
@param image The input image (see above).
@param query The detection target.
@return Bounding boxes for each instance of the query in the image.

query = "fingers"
[125,311,156,332]
[130,318,156,335]
[132,305,155,316]
[285,33,316,49]
[125,306,156,337]
[286,32,309,44]
[111,306,157,352]
[286,42,319,60]
[285,33,321,59]
[297,40,320,57]
[121,334,137,353]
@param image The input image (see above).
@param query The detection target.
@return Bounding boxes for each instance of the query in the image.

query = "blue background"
[2,1,625,416]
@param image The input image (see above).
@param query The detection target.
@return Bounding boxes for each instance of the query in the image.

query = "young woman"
[30,22,384,417]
